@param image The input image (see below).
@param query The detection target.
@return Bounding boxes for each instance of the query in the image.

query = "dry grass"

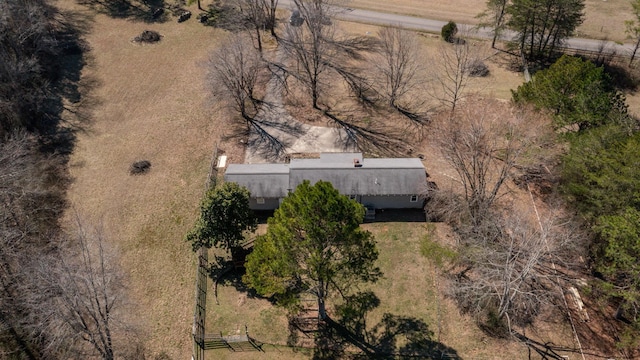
[59,1,230,357]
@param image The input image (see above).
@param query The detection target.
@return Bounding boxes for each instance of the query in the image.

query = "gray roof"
[225,164,290,198]
[224,153,426,198]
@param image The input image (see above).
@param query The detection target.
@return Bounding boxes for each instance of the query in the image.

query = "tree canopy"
[243,180,381,319]
[562,124,640,335]
[186,182,257,253]
[512,55,629,132]
[506,0,584,60]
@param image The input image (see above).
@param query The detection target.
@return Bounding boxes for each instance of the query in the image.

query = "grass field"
[59,0,640,358]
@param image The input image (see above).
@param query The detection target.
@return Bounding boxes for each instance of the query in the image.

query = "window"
[256,197,265,204]
[410,195,418,202]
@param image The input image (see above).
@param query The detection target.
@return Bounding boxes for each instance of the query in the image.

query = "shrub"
[130,160,151,175]
[441,21,458,43]
[134,30,161,43]
[467,58,490,77]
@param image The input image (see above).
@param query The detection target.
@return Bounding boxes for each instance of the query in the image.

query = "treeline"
[1,1,137,358]
[513,55,640,350]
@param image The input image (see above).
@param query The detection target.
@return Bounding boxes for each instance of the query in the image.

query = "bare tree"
[0,0,86,137]
[372,27,424,114]
[432,98,530,226]
[280,0,377,109]
[40,218,133,360]
[451,207,585,332]
[430,33,486,112]
[0,132,67,358]
[233,0,279,52]
[425,98,583,332]
[0,133,137,358]
[208,34,265,122]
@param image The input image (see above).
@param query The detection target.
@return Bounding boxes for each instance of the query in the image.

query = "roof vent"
[354,159,363,168]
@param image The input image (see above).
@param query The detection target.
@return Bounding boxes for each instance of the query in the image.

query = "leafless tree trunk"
[430,33,484,113]
[45,219,124,359]
[266,0,278,37]
[207,34,266,122]
[280,0,377,109]
[373,27,424,112]
[28,215,139,360]
[234,0,270,52]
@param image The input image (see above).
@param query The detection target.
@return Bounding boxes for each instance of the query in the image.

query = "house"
[224,153,428,211]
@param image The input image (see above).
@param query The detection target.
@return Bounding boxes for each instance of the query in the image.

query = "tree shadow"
[35,7,98,157]
[76,0,169,23]
[512,332,604,360]
[322,111,412,157]
[207,254,279,306]
[290,291,462,359]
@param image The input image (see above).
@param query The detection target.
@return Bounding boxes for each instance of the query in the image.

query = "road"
[278,0,635,56]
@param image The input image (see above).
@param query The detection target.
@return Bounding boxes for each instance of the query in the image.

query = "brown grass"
[60,1,230,357]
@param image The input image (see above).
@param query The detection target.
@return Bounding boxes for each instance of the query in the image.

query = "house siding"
[249,197,281,210]
[359,195,423,209]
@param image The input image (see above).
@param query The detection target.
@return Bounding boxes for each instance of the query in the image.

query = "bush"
[441,21,458,43]
[130,160,151,175]
[133,30,161,43]
[467,58,490,77]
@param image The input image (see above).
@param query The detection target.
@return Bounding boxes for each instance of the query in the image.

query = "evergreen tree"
[243,180,381,320]
[512,55,629,131]
[507,0,584,60]
[186,182,257,257]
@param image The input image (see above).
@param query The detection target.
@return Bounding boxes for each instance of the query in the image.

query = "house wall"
[249,197,281,210]
[359,195,423,209]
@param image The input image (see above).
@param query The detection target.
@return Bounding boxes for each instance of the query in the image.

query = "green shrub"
[441,21,458,43]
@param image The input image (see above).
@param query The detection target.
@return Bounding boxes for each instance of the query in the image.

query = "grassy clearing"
[60,1,227,357]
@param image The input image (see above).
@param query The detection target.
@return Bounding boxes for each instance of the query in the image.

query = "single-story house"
[224,153,428,211]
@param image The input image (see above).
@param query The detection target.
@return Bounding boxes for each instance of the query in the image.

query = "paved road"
[278,0,635,56]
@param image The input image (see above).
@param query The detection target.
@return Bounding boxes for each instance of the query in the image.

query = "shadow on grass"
[38,6,97,156]
[77,0,169,23]
[208,257,277,305]
[291,291,462,360]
